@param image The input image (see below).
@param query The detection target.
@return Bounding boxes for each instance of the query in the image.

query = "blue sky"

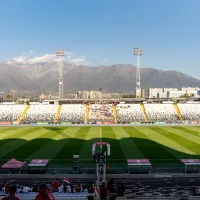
[0,0,200,78]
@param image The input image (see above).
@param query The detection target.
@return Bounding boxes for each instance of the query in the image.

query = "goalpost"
[92,142,110,156]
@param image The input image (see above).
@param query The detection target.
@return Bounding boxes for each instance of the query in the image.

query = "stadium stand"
[1,177,200,200]
[144,104,179,122]
[1,103,200,123]
[88,104,114,123]
[0,105,26,122]
[116,104,144,123]
[23,105,58,122]
[58,104,85,123]
[178,104,200,120]
[118,177,200,199]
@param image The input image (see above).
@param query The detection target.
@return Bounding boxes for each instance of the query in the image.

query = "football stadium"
[2,1,200,198]
[1,103,200,199]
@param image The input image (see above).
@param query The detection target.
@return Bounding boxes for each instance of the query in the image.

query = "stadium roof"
[1,158,26,169]
[181,159,200,165]
[127,159,151,166]
[28,159,49,167]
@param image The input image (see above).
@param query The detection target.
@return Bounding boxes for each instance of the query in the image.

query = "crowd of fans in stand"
[1,103,200,123]
[144,104,179,122]
[116,104,144,122]
[0,179,96,200]
[0,178,125,200]
[178,104,200,120]
[23,105,58,122]
[0,105,25,122]
[88,104,114,123]
[58,105,85,123]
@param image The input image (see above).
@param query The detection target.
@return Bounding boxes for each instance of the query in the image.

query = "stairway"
[140,104,148,122]
[96,162,106,185]
[17,105,30,124]
[173,103,184,121]
[113,104,118,124]
[54,105,62,123]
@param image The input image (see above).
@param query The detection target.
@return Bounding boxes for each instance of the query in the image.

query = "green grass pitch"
[0,126,200,168]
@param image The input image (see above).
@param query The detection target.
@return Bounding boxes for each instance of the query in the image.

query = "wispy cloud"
[11,51,85,66]
[70,56,85,65]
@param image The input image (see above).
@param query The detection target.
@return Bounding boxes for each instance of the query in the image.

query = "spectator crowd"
[58,104,85,123]
[23,105,58,122]
[0,103,200,123]
[116,104,144,122]
[0,179,95,200]
[144,104,179,122]
[88,104,114,123]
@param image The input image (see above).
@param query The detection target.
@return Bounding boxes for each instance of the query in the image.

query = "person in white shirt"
[58,185,63,193]
[67,185,71,193]
[22,185,30,193]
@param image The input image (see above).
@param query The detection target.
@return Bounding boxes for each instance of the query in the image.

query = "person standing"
[87,184,95,200]
[100,182,108,200]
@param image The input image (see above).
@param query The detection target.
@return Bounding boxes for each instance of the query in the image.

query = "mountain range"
[0,62,200,94]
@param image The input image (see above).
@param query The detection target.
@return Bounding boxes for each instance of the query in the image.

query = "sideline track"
[1,124,200,127]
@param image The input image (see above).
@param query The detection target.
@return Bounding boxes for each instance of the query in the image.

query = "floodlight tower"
[134,48,143,98]
[56,49,65,99]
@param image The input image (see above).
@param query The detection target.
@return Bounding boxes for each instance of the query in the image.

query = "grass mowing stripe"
[141,127,194,154]
[1,128,63,160]
[0,128,42,150]
[102,127,125,163]
[133,127,182,166]
[172,126,200,137]
[112,127,144,159]
[148,127,198,155]
[0,128,50,158]
[183,126,200,132]
[0,127,42,147]
[79,127,100,161]
[28,127,81,160]
[163,127,200,146]
[0,127,40,139]
[54,127,90,161]
[0,127,20,133]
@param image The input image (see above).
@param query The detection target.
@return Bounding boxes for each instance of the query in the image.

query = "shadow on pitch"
[0,136,199,168]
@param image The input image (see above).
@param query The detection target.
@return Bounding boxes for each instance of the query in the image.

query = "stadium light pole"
[134,48,143,98]
[56,49,65,99]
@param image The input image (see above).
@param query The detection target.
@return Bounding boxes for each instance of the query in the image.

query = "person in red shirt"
[2,186,20,200]
[35,184,55,200]
[52,179,60,192]
[87,184,95,200]
[100,182,108,200]
[75,184,81,193]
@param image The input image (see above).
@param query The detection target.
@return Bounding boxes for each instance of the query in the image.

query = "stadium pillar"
[113,104,118,124]
[85,104,89,124]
